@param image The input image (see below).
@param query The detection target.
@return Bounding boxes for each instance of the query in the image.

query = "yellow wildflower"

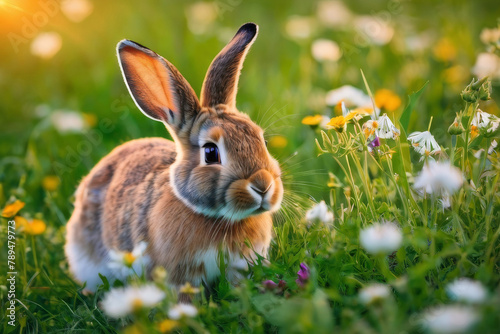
[123,252,137,267]
[301,114,323,126]
[2,200,25,218]
[375,89,402,112]
[268,136,288,148]
[443,65,468,84]
[345,109,370,121]
[471,125,479,139]
[82,113,98,127]
[42,175,60,191]
[363,120,379,139]
[327,172,342,188]
[327,115,347,132]
[15,216,47,235]
[158,319,179,333]
[180,282,200,294]
[433,38,457,62]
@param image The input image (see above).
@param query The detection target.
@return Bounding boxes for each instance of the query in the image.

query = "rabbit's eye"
[203,143,220,164]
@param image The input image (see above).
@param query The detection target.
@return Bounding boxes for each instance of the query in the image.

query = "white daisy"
[439,194,451,211]
[325,85,373,109]
[471,53,500,79]
[285,16,315,40]
[316,1,352,28]
[354,16,394,46]
[471,109,500,134]
[108,241,150,280]
[413,161,463,195]
[407,131,441,156]
[168,303,198,320]
[61,0,93,23]
[50,110,87,133]
[360,222,403,254]
[446,278,487,304]
[30,32,62,59]
[488,139,498,154]
[305,200,334,226]
[311,39,341,62]
[421,305,479,334]
[185,2,217,35]
[101,284,165,318]
[377,114,400,139]
[358,284,391,305]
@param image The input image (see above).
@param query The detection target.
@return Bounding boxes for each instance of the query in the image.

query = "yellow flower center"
[131,298,143,312]
[124,252,136,267]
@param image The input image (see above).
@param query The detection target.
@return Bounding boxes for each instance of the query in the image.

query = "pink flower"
[296,263,310,287]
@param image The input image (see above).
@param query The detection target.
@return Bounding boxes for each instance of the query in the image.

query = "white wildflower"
[185,2,217,35]
[358,284,391,305]
[472,53,500,79]
[404,33,433,53]
[61,0,93,22]
[320,115,331,129]
[311,39,341,62]
[316,1,352,28]
[305,200,334,226]
[407,131,441,156]
[108,241,150,279]
[439,194,451,211]
[30,32,62,59]
[325,85,372,108]
[489,140,497,154]
[413,161,463,195]
[354,16,394,45]
[168,303,198,320]
[471,109,500,134]
[285,16,315,40]
[50,110,86,133]
[360,222,403,254]
[446,278,487,304]
[101,284,165,318]
[421,305,479,334]
[480,27,500,45]
[377,114,400,139]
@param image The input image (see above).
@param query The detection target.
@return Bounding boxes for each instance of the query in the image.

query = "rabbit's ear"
[117,40,200,132]
[200,23,258,108]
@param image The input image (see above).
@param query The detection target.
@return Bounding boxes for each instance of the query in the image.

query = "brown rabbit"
[64,23,283,291]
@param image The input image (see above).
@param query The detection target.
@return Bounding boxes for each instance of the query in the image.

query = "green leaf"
[399,81,429,132]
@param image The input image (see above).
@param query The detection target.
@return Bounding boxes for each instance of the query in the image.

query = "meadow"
[1,0,500,333]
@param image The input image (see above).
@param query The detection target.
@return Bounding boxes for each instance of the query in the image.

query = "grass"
[1,0,500,333]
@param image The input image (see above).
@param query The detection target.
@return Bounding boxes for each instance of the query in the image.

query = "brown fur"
[65,23,282,289]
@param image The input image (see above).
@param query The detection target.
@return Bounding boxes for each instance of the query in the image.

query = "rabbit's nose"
[248,170,273,196]
[250,183,272,195]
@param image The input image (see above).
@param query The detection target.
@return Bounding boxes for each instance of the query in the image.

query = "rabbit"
[64,22,283,292]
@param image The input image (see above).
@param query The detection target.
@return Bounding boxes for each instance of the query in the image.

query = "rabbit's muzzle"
[226,169,283,217]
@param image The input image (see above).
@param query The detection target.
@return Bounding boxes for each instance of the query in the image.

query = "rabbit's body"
[65,23,283,291]
[66,137,272,289]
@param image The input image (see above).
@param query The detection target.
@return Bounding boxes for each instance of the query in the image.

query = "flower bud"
[461,89,477,103]
[479,81,491,101]
[448,117,465,135]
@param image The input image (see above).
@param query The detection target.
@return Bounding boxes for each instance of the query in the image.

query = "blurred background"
[1,0,499,221]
